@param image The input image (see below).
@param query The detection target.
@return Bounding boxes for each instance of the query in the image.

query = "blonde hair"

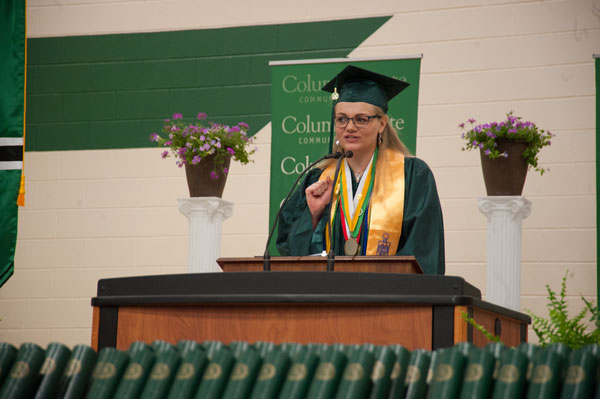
[319,104,412,169]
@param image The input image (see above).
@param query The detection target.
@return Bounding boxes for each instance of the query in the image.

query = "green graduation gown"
[276,157,445,275]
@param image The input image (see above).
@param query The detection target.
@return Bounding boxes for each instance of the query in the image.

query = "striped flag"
[0,0,26,287]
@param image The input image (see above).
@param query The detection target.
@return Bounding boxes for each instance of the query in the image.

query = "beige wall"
[1,0,598,348]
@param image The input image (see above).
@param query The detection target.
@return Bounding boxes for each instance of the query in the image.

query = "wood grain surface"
[217,256,422,274]
[114,303,433,351]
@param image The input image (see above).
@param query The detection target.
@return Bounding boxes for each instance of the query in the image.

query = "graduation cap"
[321,65,410,151]
[321,65,409,113]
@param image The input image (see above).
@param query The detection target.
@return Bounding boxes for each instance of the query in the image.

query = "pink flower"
[197,112,207,120]
[223,167,229,174]
[210,171,218,180]
[172,113,183,120]
[238,122,249,130]
[149,133,159,142]
[226,147,235,155]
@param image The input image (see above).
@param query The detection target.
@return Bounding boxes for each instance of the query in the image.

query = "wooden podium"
[91,256,530,352]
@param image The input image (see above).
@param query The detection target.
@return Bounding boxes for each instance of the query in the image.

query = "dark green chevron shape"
[26,17,390,151]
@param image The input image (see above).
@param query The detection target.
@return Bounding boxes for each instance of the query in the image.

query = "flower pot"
[480,140,528,196]
[184,153,232,197]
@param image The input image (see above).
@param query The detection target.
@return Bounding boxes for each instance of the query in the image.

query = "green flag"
[0,0,26,288]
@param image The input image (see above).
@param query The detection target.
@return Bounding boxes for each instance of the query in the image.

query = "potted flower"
[460,112,553,195]
[150,112,256,197]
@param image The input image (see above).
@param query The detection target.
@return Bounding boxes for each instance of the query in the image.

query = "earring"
[335,140,340,145]
[377,133,383,145]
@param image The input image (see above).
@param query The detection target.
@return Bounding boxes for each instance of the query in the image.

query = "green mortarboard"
[322,65,409,152]
[321,65,409,113]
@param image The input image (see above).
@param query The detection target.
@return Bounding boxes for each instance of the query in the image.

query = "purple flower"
[508,128,517,134]
[170,126,179,132]
[216,142,221,149]
[199,135,206,141]
[468,118,476,124]
[161,151,169,159]
[238,122,249,130]
[164,140,172,146]
[472,140,478,146]
[478,143,484,149]
[210,171,218,180]
[197,112,207,120]
[485,149,491,156]
[149,133,159,142]
[223,167,229,174]
[186,142,192,148]
[229,126,241,133]
[192,155,201,165]
[458,123,465,128]
[501,151,508,158]
[227,147,235,155]
[172,113,183,120]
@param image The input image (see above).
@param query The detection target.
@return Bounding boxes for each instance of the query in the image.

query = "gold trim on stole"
[319,149,405,255]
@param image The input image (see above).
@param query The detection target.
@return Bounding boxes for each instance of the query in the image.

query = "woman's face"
[334,102,386,158]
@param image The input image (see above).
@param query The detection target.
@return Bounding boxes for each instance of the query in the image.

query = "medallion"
[344,239,359,256]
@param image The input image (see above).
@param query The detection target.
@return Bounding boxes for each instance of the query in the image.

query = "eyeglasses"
[334,115,381,128]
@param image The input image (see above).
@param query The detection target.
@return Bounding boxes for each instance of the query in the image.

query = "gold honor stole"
[319,149,405,255]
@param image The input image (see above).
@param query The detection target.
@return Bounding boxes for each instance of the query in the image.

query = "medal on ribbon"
[339,148,377,255]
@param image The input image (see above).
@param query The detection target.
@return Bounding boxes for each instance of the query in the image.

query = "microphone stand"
[326,151,353,272]
[263,152,343,271]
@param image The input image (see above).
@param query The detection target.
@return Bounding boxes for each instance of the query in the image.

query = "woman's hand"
[305,177,333,230]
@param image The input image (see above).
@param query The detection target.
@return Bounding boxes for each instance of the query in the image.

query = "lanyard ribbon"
[339,148,377,242]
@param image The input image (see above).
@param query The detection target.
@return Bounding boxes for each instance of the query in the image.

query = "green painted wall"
[26,17,390,151]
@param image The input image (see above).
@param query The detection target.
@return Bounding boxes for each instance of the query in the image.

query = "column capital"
[477,196,532,222]
[178,197,233,219]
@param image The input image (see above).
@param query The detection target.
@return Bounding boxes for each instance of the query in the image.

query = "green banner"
[268,57,422,255]
[0,0,26,288]
[596,54,599,300]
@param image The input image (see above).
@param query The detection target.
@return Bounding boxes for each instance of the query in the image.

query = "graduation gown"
[276,156,445,275]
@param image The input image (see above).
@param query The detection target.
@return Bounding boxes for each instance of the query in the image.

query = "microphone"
[326,150,353,272]
[263,152,344,271]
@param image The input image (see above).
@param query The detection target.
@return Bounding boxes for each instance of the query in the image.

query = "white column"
[178,198,233,273]
[478,196,531,311]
